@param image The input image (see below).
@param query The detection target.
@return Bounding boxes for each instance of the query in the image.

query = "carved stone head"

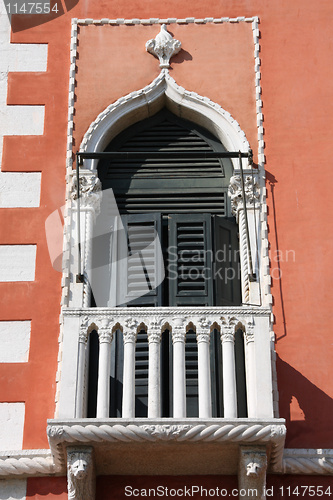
[69,454,89,479]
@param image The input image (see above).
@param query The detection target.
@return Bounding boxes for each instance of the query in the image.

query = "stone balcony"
[50,305,285,480]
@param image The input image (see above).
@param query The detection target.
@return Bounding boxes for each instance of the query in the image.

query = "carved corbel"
[238,446,267,500]
[67,446,95,500]
[146,24,181,69]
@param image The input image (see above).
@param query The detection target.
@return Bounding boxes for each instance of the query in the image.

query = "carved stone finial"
[228,174,260,216]
[67,447,95,500]
[146,24,181,69]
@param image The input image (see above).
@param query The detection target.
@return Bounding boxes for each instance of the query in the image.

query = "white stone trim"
[0,478,27,499]
[0,245,37,282]
[47,418,286,474]
[0,321,31,363]
[0,450,55,477]
[79,70,250,172]
[283,449,333,475]
[74,17,257,26]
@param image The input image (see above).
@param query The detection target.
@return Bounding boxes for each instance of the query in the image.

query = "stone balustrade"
[59,306,274,421]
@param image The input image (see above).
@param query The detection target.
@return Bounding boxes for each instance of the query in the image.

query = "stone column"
[171,318,187,418]
[196,319,212,418]
[147,319,162,418]
[96,319,113,418]
[75,316,89,418]
[228,174,260,305]
[221,319,237,418]
[122,320,138,418]
[244,319,256,417]
[71,170,102,308]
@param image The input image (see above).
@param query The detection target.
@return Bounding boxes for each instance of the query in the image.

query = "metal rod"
[76,154,83,283]
[77,151,251,160]
[238,151,256,281]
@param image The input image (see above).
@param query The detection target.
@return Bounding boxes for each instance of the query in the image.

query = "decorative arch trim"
[80,69,250,171]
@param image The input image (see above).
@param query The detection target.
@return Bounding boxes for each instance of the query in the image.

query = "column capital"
[72,170,102,215]
[79,315,90,344]
[221,330,235,343]
[97,319,114,344]
[123,329,137,344]
[228,174,260,217]
[196,330,210,344]
[147,329,162,344]
[245,318,255,344]
[170,316,187,343]
[220,316,238,343]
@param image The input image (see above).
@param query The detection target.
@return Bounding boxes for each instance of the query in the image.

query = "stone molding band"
[0,445,332,477]
[0,450,55,476]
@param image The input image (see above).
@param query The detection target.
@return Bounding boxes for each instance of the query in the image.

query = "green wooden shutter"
[214,215,242,306]
[135,329,149,417]
[168,213,213,306]
[117,213,163,306]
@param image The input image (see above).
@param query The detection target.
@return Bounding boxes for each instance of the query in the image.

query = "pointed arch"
[80,70,250,171]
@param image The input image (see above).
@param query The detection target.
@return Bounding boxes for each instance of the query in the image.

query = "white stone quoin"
[0,245,37,282]
[0,403,25,450]
[0,321,31,363]
[0,172,41,208]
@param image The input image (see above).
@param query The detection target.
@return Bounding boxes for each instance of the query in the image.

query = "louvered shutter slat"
[168,214,213,306]
[117,213,163,307]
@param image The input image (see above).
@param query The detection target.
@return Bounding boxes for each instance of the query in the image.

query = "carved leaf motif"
[142,425,192,440]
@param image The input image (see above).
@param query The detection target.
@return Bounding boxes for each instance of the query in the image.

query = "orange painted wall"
[1,0,332,455]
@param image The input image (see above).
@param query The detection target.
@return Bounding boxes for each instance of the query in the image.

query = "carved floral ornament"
[228,174,260,216]
[72,172,102,213]
[146,24,181,68]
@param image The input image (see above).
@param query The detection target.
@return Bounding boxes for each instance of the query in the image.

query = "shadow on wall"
[277,354,333,448]
[266,170,287,341]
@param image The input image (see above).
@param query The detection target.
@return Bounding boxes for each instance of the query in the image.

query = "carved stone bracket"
[67,446,95,500]
[238,446,267,500]
[146,24,181,68]
[71,170,102,215]
[228,174,260,217]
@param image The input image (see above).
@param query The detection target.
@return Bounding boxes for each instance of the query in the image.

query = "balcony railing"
[59,306,275,421]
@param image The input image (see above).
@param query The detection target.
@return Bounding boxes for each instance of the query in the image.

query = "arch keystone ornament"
[146,24,181,68]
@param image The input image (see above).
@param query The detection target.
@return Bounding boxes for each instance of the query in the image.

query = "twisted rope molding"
[0,451,56,477]
[283,451,333,475]
[0,445,333,477]
[63,306,271,317]
[47,421,286,473]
